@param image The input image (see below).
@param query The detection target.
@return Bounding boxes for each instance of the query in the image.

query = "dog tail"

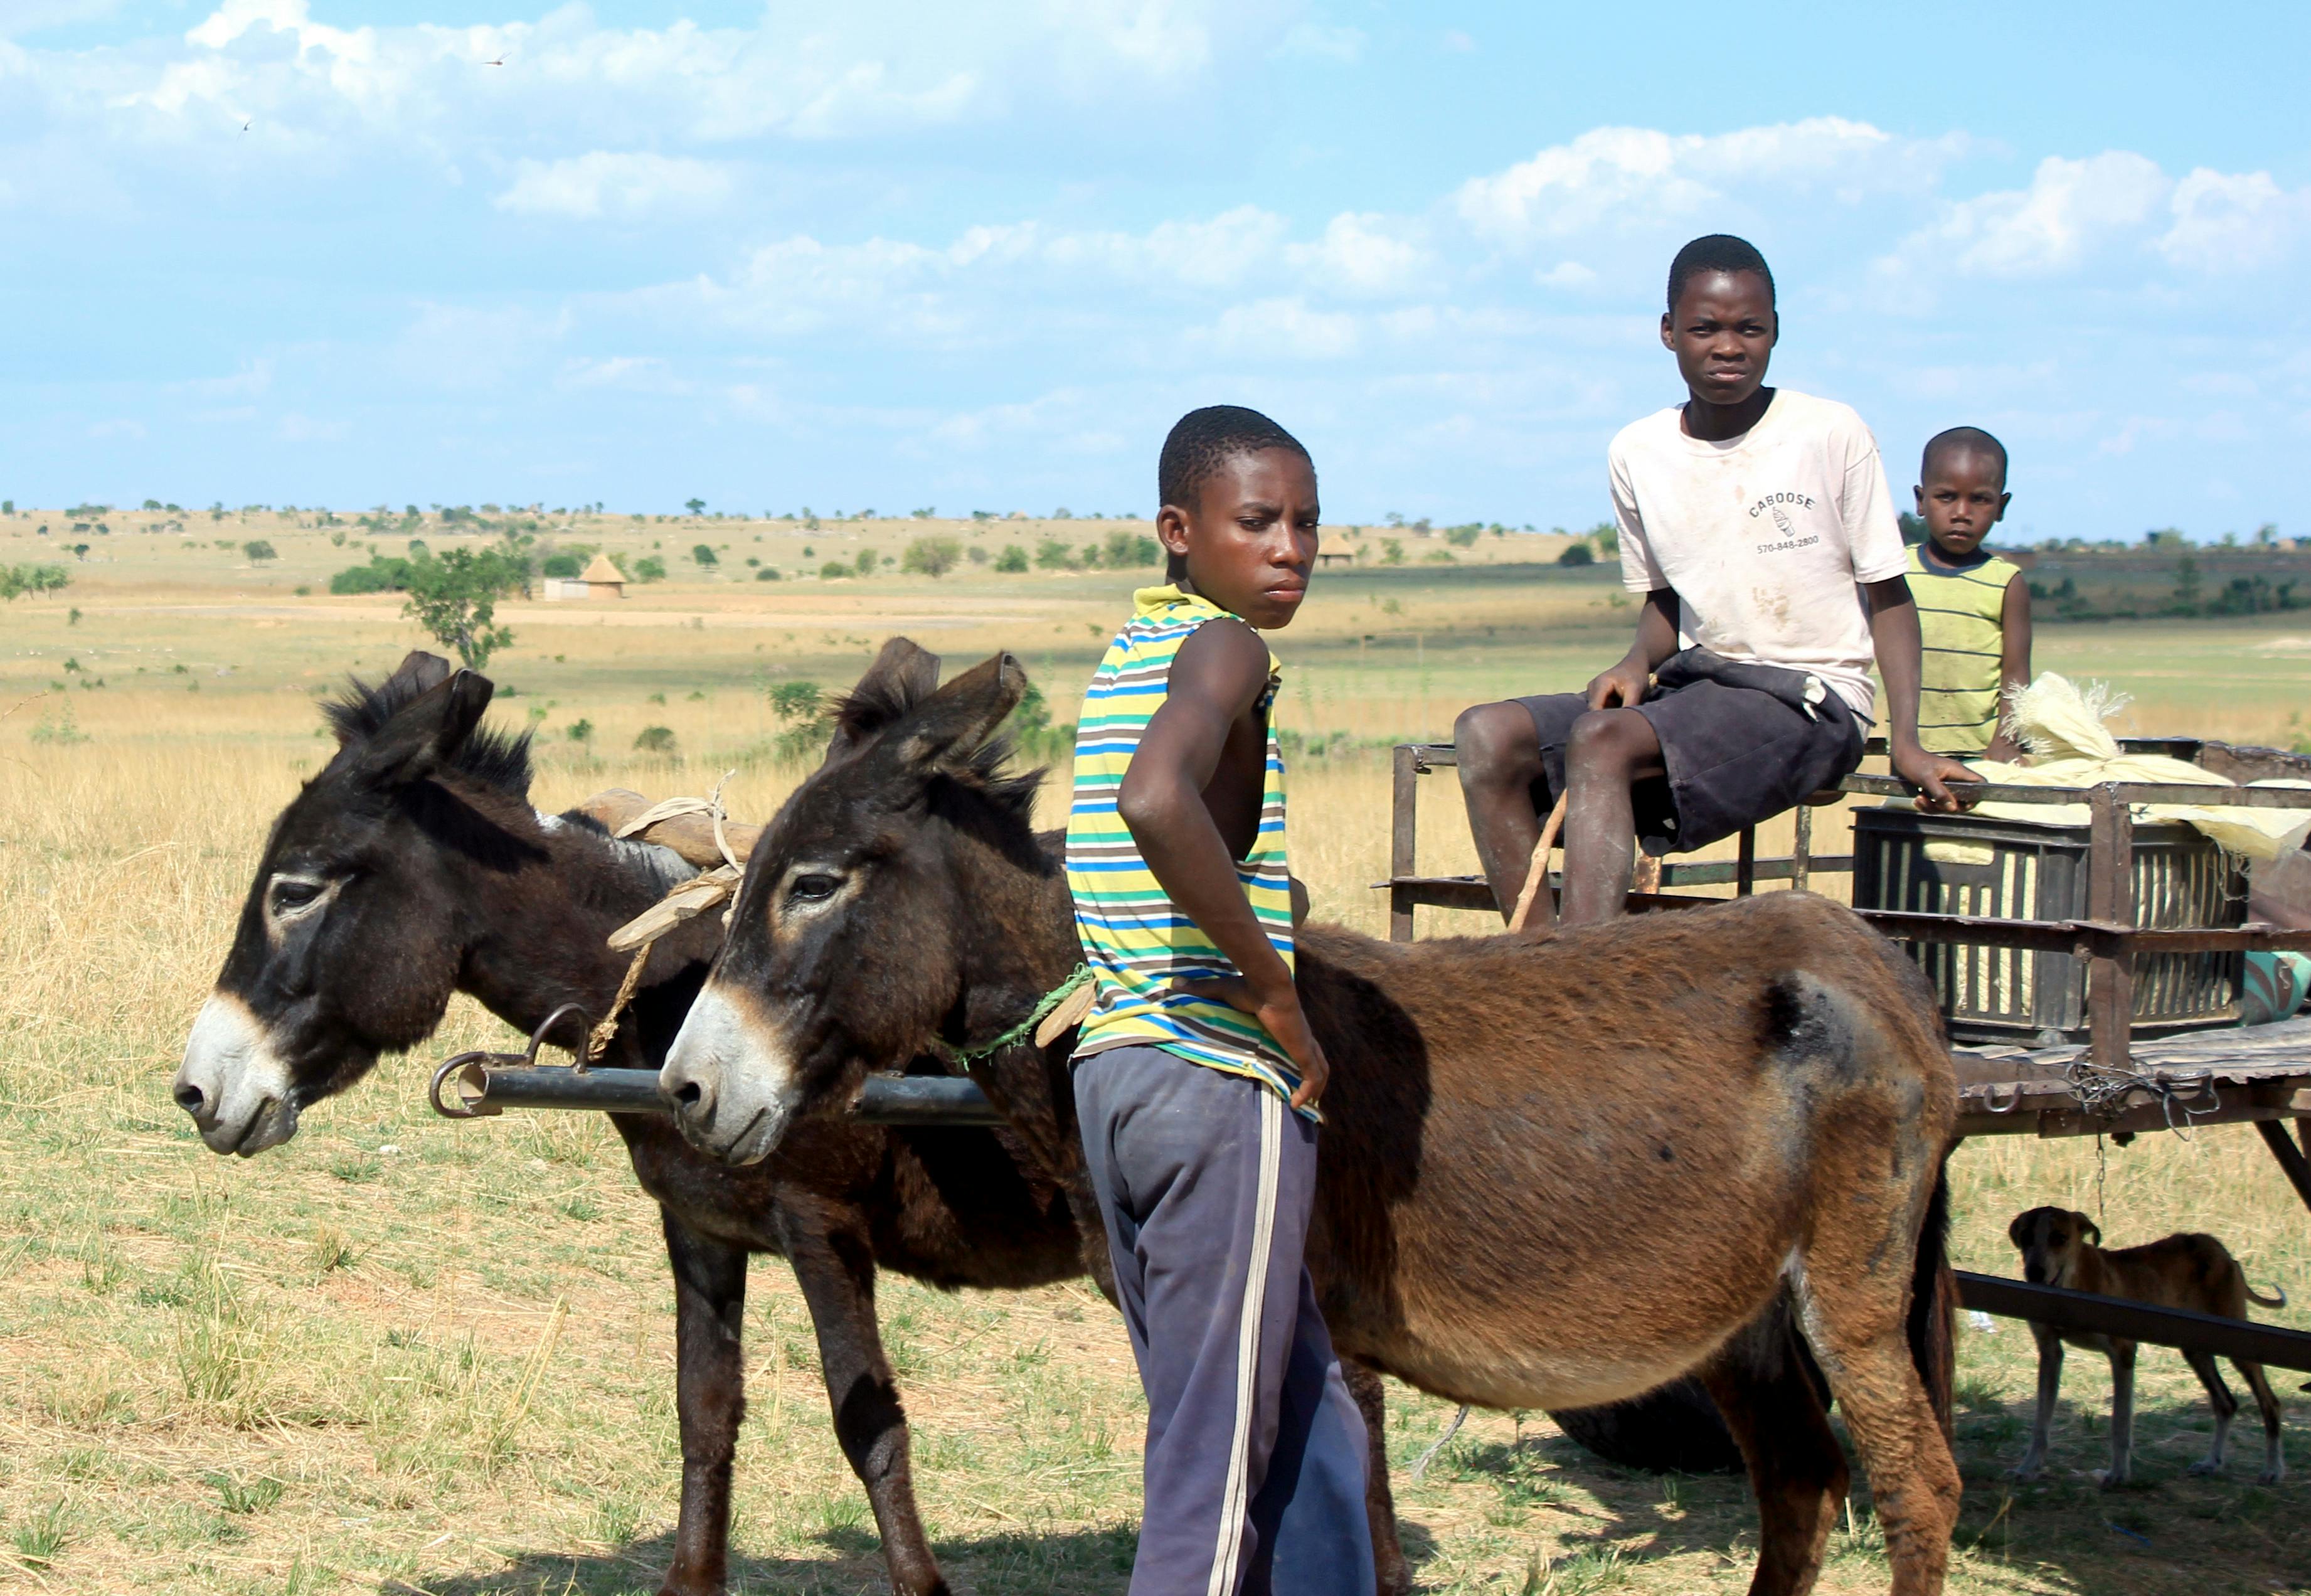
[1907,1153,1957,1444]
[2248,1281,2289,1309]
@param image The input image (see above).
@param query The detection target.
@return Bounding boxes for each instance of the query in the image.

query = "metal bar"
[2256,1119,2311,1217]
[1735,827,1756,896]
[1378,856,1858,902]
[1838,772,2311,809]
[849,1075,1007,1125]
[1792,804,1812,894]
[2089,785,2135,1073]
[1956,1270,2311,1372]
[1390,744,1420,944]
[430,1063,1006,1125]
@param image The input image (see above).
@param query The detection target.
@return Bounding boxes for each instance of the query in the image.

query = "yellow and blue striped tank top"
[1907,543,2020,755]
[1065,584,1307,1114]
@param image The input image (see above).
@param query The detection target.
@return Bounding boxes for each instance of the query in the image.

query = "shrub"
[1557,543,1595,567]
[1103,529,1162,568]
[539,553,581,578]
[820,561,851,580]
[854,548,879,577]
[242,540,278,564]
[1382,540,1405,566]
[1444,524,1482,548]
[691,543,718,567]
[994,545,1029,573]
[1034,538,1073,570]
[632,556,667,583]
[401,547,527,668]
[633,726,677,755]
[967,545,989,565]
[329,556,413,595]
[901,536,962,577]
[755,566,780,581]
[566,719,593,743]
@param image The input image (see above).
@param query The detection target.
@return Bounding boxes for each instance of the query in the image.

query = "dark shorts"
[1511,681,1864,856]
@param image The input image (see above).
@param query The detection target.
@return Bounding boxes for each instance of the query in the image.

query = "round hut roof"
[579,553,627,583]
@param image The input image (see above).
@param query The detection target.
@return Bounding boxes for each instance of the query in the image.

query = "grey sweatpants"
[1075,1045,1375,1596]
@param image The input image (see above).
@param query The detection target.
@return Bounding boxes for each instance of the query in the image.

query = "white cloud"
[1273,22,1363,61]
[2160,168,2311,274]
[1535,261,1597,290]
[1290,212,1433,296]
[1199,297,1359,360]
[1909,152,2170,278]
[495,152,733,221]
[1455,118,1942,245]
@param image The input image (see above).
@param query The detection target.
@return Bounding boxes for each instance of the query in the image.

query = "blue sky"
[3,1,2307,540]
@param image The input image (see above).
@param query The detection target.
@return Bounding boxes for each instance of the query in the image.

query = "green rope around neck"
[932,964,1093,1069]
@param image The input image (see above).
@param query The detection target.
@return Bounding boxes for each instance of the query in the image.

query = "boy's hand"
[1172,975,1331,1110]
[1585,654,1652,710]
[1893,742,1982,814]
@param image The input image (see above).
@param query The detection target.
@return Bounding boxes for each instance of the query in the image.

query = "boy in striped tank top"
[1908,427,2031,760]
[1066,406,1374,1593]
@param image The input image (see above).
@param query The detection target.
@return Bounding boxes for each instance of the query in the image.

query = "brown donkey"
[173,651,1100,1596]
[662,646,1964,1596]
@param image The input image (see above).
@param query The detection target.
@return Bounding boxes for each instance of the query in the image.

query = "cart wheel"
[1546,1378,1743,1474]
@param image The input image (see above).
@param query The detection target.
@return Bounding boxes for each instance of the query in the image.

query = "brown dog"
[2007,1206,2287,1486]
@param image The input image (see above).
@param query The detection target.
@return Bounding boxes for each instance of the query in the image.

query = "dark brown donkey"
[661,645,1965,1596]
[173,651,1097,1596]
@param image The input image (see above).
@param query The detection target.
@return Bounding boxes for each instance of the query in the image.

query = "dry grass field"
[7,515,2311,1593]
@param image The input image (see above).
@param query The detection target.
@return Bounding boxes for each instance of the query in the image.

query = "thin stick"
[1508,794,1569,932]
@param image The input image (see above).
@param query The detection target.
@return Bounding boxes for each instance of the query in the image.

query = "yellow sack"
[1953,674,2311,863]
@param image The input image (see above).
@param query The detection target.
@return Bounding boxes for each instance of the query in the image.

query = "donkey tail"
[1906,1155,1957,1444]
[2248,1281,2290,1310]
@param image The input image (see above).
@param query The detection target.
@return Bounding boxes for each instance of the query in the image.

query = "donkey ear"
[385,651,455,696]
[827,637,943,762]
[891,651,1026,771]
[354,669,495,789]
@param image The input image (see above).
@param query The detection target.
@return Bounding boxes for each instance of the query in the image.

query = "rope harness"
[927,964,1096,1071]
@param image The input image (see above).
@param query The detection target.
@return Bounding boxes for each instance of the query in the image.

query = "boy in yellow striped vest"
[1065,405,1374,1593]
[1908,427,2031,761]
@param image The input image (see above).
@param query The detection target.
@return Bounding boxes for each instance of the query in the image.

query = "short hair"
[1920,426,2009,486]
[1157,405,1310,519]
[1666,234,1775,314]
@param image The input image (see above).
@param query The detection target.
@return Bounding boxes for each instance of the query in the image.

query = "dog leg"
[2011,1326,2061,1480]
[2100,1341,2137,1489]
[2182,1349,2238,1477]
[2233,1359,2287,1485]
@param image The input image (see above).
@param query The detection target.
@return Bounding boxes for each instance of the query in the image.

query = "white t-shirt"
[1609,388,1906,723]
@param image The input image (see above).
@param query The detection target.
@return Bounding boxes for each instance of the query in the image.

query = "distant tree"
[691,543,718,567]
[540,553,582,578]
[2257,523,2280,547]
[1897,511,1927,547]
[911,506,936,519]
[70,543,89,561]
[2172,552,2203,614]
[854,548,879,576]
[820,561,851,580]
[2143,528,2187,549]
[633,725,677,755]
[1034,537,1073,570]
[1051,507,1072,520]
[685,498,706,517]
[1077,541,1104,568]
[1588,519,1620,557]
[755,566,781,581]
[1382,539,1405,566]
[1103,528,1161,568]
[1557,543,1595,567]
[0,563,70,600]
[967,545,989,565]
[566,718,593,744]
[994,545,1029,573]
[243,540,277,565]
[401,546,526,668]
[632,556,667,583]
[901,536,962,577]
[142,498,162,511]
[1,500,12,515]
[1445,524,1482,548]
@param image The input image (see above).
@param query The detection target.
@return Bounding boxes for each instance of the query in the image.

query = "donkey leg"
[1797,1273,1960,1596]
[2182,1349,2238,1476]
[1341,1359,1412,1596]
[660,1210,747,1596]
[1697,1307,1847,1596]
[777,1203,948,1596]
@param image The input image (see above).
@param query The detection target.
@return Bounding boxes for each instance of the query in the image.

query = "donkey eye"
[271,878,325,912]
[789,873,842,902]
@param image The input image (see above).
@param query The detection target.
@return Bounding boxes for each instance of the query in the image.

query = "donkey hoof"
[2258,1466,2285,1486]
[2006,1462,2042,1482]
[2093,1469,2132,1491]
[2187,1459,2221,1478]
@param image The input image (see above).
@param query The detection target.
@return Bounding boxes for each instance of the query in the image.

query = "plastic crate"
[1850,808,2246,1044]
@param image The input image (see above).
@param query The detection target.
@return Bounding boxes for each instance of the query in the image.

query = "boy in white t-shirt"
[1457,234,1977,926]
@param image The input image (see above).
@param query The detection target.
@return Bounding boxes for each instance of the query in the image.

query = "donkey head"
[661,641,1033,1165]
[176,651,543,1154]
